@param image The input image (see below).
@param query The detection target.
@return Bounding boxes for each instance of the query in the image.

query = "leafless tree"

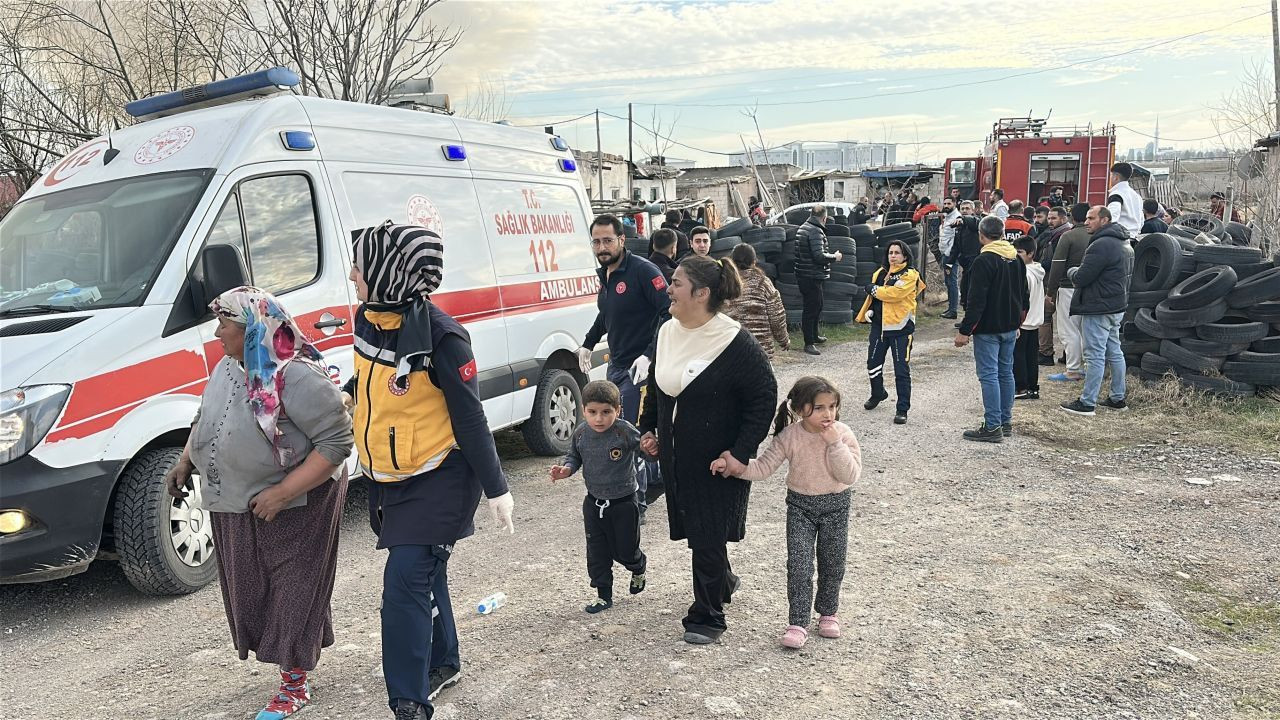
[455,75,512,123]
[637,107,681,167]
[1209,59,1277,255]
[224,0,461,105]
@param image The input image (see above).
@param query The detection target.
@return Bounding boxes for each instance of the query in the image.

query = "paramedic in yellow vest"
[856,239,925,426]
[345,221,515,720]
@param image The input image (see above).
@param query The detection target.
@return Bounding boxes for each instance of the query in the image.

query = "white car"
[766,202,866,225]
[0,67,602,594]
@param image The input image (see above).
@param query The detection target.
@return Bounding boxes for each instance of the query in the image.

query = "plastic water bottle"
[476,592,507,615]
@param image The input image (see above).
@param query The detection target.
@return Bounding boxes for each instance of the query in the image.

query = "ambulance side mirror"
[194,245,248,310]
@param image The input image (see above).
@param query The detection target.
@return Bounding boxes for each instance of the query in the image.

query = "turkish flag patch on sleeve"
[458,359,477,382]
[651,274,667,291]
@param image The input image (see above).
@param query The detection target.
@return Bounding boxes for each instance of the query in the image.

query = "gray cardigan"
[189,357,354,513]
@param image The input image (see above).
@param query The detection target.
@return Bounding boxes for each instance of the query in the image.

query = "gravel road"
[3,324,1278,720]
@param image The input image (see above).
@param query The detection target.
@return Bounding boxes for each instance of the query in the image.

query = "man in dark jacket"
[794,205,842,356]
[1036,206,1072,365]
[1140,199,1168,234]
[1062,206,1134,416]
[657,209,690,258]
[947,200,982,309]
[955,215,1029,442]
[648,228,679,283]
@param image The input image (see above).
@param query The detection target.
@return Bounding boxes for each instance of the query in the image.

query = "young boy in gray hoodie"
[550,380,648,613]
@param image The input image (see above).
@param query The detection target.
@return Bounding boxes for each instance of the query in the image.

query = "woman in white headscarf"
[165,286,352,720]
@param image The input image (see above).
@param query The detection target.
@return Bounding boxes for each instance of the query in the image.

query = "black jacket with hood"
[1069,223,1134,316]
[794,217,838,280]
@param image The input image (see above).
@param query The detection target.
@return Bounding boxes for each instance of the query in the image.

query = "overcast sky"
[432,0,1273,166]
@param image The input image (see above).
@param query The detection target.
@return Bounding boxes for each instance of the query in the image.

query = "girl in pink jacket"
[712,376,862,649]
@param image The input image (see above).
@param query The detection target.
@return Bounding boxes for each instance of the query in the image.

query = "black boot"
[864,392,889,410]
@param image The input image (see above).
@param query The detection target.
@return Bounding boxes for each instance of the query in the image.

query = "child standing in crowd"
[711,376,862,650]
[1014,237,1046,400]
[550,380,648,613]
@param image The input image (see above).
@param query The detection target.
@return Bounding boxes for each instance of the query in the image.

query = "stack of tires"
[1166,211,1253,247]
[1125,231,1280,397]
[819,221,858,324]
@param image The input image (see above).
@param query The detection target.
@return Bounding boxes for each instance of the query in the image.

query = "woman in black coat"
[639,255,778,644]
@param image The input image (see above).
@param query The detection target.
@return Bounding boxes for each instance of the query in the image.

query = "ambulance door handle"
[314,313,347,335]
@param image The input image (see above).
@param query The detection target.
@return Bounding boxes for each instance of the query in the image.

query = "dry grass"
[1017,371,1280,455]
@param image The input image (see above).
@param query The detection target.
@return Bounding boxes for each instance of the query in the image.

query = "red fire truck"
[944,115,1116,207]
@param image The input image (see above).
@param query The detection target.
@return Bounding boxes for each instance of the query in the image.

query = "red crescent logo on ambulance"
[43,139,110,187]
[134,126,195,165]
[406,194,445,236]
[615,281,627,294]
[458,359,477,382]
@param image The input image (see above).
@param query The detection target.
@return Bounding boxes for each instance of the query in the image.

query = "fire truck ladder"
[1082,122,1113,204]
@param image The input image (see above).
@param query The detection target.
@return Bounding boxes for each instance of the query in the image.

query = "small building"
[574,150,631,202]
[676,163,799,216]
[631,162,682,204]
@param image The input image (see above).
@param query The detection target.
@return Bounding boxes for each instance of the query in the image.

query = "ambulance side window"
[205,195,250,276]
[238,175,321,295]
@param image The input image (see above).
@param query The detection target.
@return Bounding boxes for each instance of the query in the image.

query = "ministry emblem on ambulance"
[406,194,445,236]
[134,126,195,165]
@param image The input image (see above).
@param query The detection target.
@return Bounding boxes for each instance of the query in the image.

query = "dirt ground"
[3,320,1278,720]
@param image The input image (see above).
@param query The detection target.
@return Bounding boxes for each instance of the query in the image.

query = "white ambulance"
[0,68,606,594]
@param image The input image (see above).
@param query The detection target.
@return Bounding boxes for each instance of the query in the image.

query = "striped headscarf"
[210,286,325,466]
[351,220,445,308]
[350,221,447,382]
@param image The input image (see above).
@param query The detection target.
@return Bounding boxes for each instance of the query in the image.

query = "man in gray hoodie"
[1061,206,1134,416]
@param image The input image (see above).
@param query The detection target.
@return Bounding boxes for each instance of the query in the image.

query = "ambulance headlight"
[0,385,71,464]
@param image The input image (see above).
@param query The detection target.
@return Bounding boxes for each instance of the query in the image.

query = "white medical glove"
[488,492,515,535]
[629,355,651,385]
[576,347,592,374]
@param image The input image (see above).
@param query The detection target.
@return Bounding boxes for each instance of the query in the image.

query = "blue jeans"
[1080,312,1126,406]
[973,331,1017,429]
[382,544,458,712]
[943,263,959,313]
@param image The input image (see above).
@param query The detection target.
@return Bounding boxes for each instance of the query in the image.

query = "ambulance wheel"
[523,369,581,456]
[113,447,218,595]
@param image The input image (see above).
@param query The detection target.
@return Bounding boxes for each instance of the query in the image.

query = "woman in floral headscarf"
[164,286,353,720]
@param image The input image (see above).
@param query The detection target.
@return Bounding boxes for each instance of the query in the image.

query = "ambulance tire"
[522,369,582,456]
[113,447,217,596]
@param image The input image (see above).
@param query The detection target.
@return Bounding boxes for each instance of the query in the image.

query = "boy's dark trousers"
[1014,328,1041,392]
[583,493,646,600]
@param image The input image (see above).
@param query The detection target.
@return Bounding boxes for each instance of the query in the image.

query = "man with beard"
[1036,206,1073,366]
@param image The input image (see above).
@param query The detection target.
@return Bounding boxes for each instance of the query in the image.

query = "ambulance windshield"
[0,169,213,316]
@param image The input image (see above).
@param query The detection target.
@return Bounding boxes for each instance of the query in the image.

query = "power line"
[1115,110,1273,142]
[635,10,1270,109]
[511,111,596,128]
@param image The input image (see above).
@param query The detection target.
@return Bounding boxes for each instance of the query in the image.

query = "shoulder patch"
[458,358,477,382]
[651,274,667,291]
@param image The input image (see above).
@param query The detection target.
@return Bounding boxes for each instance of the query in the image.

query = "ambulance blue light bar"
[443,144,467,161]
[550,136,570,151]
[559,159,577,172]
[280,131,315,151]
[125,67,301,120]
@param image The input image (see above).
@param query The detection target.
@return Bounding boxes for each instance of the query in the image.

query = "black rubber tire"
[825,223,850,238]
[1133,307,1193,339]
[741,227,767,243]
[764,226,787,243]
[1177,370,1256,397]
[825,281,860,296]
[874,222,914,237]
[711,235,740,253]
[820,310,854,325]
[1196,316,1269,344]
[1223,220,1251,246]
[1226,267,1280,308]
[751,240,784,257]
[1130,233,1183,292]
[1246,301,1280,322]
[828,237,856,254]
[522,369,581,456]
[1251,335,1280,353]
[1173,211,1224,238]
[1164,266,1238,310]
[1221,360,1280,386]
[1127,290,1169,309]
[757,261,777,278]
[1167,224,1200,241]
[1177,336,1252,358]
[718,217,751,237]
[1231,349,1280,364]
[1234,261,1275,280]
[1192,243,1264,266]
[1160,339,1225,373]
[1156,298,1228,327]
[856,261,878,278]
[114,447,218,596]
[1122,339,1162,355]
[1137,368,1166,383]
[856,246,874,262]
[1140,352,1174,375]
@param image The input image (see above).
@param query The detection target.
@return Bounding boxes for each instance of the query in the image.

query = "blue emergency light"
[550,136,570,151]
[559,158,577,173]
[442,144,467,161]
[280,131,315,151]
[125,67,301,120]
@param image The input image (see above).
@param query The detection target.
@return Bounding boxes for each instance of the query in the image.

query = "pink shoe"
[817,615,841,639]
[780,624,808,649]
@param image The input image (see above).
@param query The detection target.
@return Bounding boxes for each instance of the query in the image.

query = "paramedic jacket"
[345,302,508,547]
[583,249,671,369]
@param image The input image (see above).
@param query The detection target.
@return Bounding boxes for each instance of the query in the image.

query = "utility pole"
[1273,0,1280,128]
[628,102,634,201]
[595,109,604,202]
